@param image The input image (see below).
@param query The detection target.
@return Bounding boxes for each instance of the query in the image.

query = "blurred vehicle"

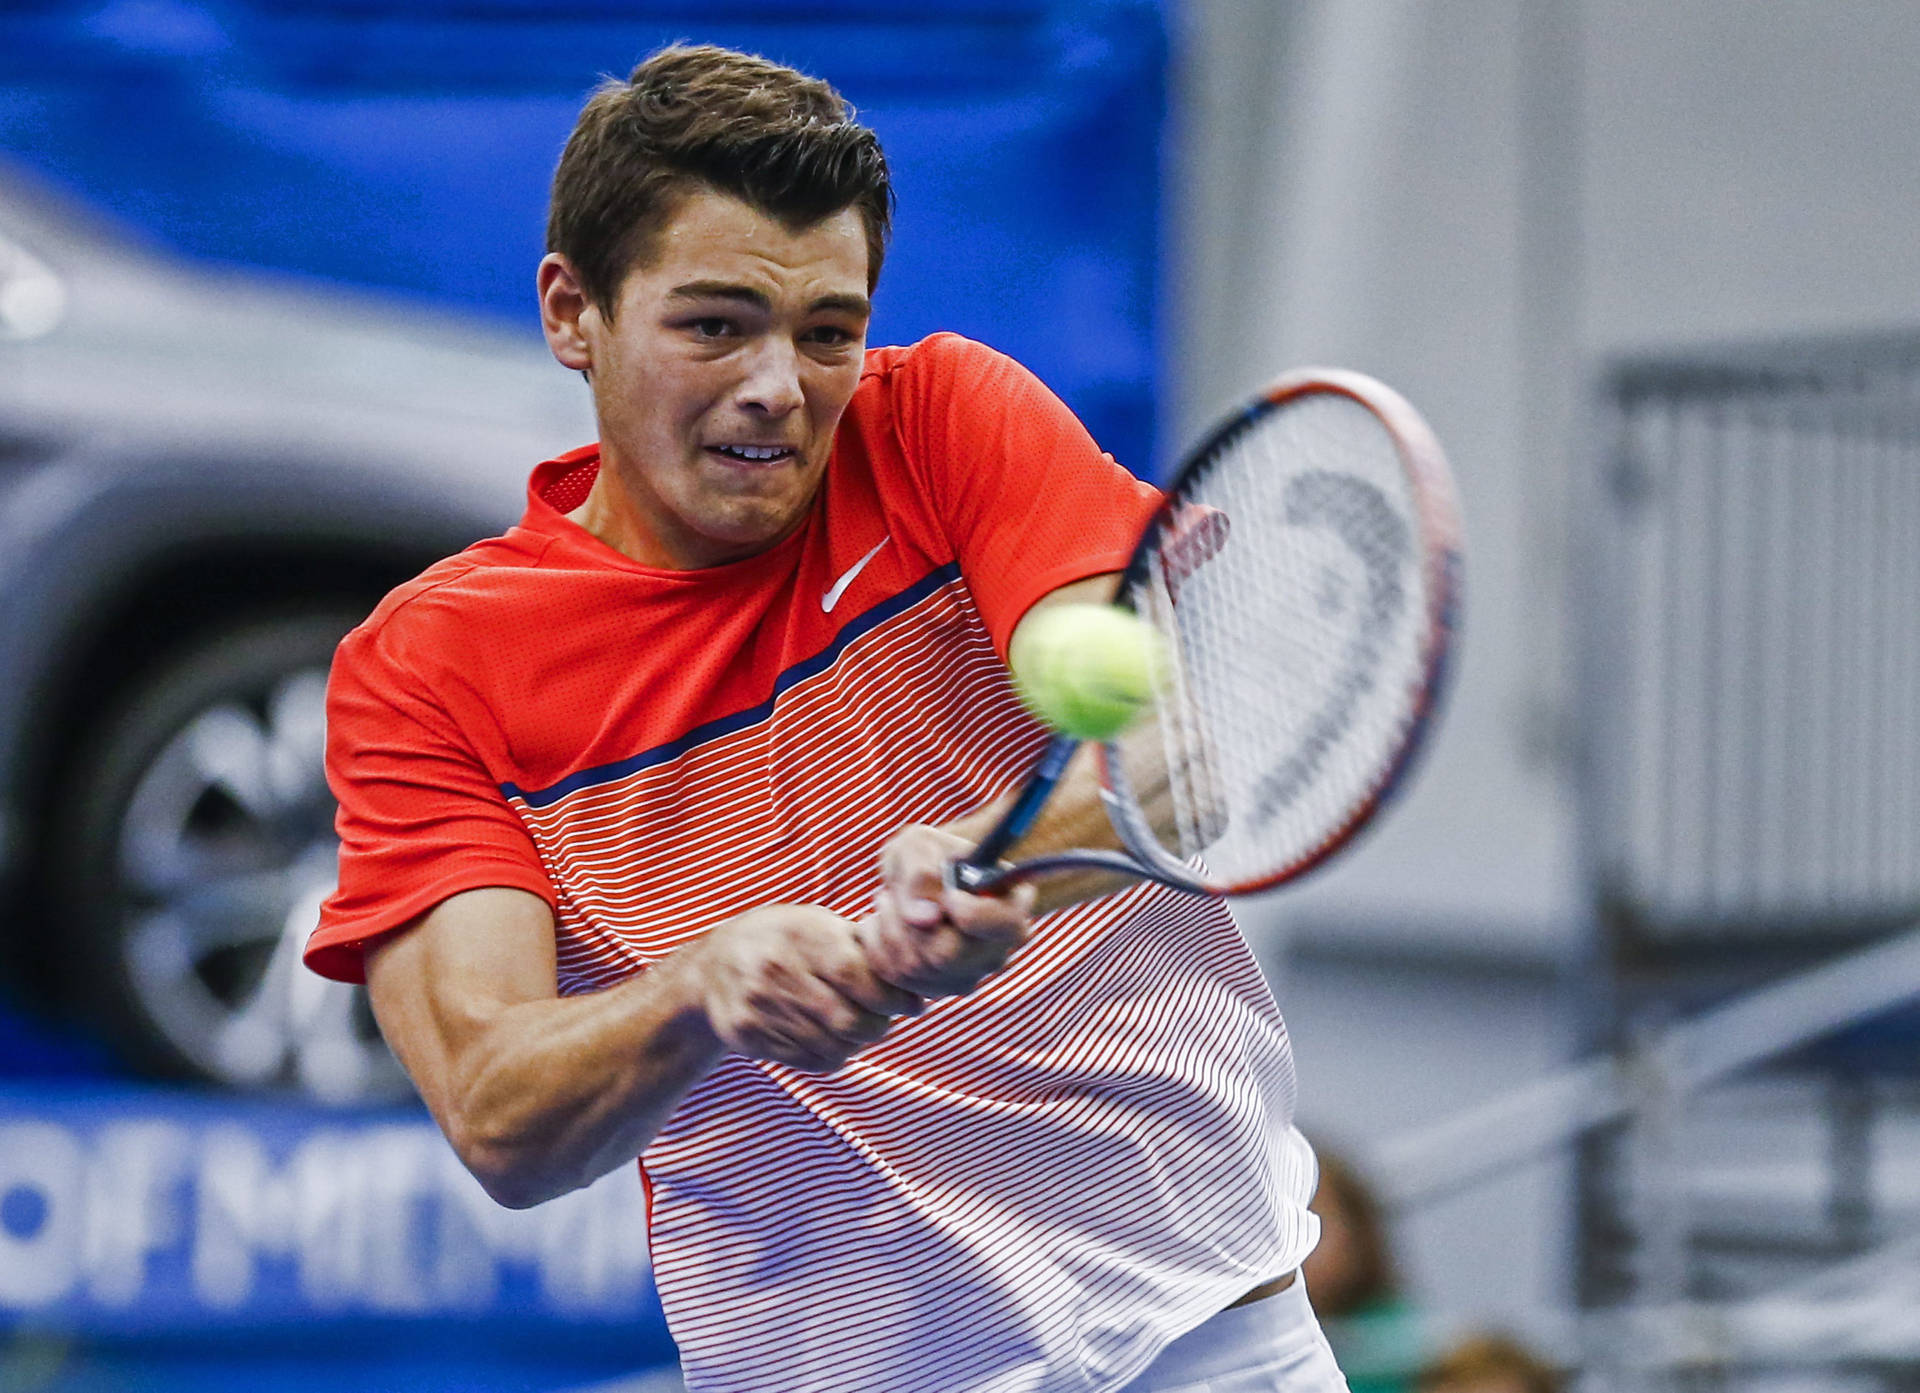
[0,161,593,1100]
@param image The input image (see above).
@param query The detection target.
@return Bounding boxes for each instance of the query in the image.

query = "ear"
[538,253,599,372]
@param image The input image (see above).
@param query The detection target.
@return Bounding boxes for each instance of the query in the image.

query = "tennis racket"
[952,367,1461,898]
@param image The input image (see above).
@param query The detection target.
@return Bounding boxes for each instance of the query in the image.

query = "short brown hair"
[1419,1335,1562,1393]
[1307,1148,1398,1316]
[547,44,894,314]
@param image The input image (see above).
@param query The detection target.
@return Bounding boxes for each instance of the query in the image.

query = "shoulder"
[338,531,548,682]
[863,331,998,373]
[855,333,1055,447]
[360,536,524,633]
[864,331,1006,379]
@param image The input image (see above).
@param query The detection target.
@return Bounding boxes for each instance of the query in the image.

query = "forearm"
[443,947,724,1208]
[379,892,911,1209]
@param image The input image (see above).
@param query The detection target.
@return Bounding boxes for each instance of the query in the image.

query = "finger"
[815,998,896,1046]
[732,1021,814,1067]
[795,952,906,1038]
[896,887,944,930]
[749,1028,850,1074]
[842,914,930,1017]
[845,969,926,1020]
[780,974,890,1048]
[937,883,1035,946]
[868,889,918,950]
[755,986,879,1067]
[785,1053,855,1076]
[832,955,926,1018]
[748,934,908,1043]
[856,897,921,991]
[895,925,1008,998]
[881,831,957,928]
[870,898,963,1004]
[792,974,893,1038]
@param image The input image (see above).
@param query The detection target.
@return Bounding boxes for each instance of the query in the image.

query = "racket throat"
[962,734,1081,870]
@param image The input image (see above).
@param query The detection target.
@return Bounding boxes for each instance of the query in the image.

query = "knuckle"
[741,1031,782,1061]
[815,1039,860,1071]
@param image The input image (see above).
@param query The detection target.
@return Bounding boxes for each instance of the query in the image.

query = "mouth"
[705,443,800,466]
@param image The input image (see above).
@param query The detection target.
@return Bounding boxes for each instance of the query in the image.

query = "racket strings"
[1114,392,1435,890]
[1137,558,1223,862]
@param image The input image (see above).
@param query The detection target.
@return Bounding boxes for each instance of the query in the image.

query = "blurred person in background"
[305,43,1341,1393]
[1305,1146,1425,1393]
[1416,1335,1561,1393]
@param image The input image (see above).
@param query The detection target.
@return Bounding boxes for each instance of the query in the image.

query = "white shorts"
[1124,1276,1351,1393]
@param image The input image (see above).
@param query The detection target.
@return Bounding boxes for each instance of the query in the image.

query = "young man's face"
[543,189,872,569]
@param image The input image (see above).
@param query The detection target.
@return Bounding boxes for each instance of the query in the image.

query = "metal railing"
[1373,922,1920,1211]
[1361,331,1920,1385]
[1363,920,1920,1381]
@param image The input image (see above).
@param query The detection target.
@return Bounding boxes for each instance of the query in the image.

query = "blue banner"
[0,1084,670,1357]
[0,0,1166,475]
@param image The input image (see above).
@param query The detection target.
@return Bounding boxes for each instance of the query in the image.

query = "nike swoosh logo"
[822,536,890,613]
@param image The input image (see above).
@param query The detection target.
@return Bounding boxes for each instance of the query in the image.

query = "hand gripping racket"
[952,367,1462,898]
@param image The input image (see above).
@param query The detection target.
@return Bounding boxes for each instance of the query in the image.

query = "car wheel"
[51,610,411,1102]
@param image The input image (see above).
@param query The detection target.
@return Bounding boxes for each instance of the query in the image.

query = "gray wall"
[1175,0,1920,1333]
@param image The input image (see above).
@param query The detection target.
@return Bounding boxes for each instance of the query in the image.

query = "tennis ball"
[1010,603,1165,741]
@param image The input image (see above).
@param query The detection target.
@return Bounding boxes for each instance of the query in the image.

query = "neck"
[563,463,797,570]
[566,471,678,566]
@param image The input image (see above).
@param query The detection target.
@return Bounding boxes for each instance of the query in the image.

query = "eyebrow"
[667,281,871,319]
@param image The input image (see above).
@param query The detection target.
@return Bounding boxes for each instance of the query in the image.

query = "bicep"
[1009,572,1122,651]
[365,886,557,1121]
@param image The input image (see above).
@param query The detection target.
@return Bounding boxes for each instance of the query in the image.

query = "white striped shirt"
[314,335,1321,1391]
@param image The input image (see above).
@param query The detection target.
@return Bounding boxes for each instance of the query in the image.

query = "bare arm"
[366,887,921,1209]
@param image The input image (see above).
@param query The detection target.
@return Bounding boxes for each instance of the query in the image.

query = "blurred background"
[4,1,1920,1389]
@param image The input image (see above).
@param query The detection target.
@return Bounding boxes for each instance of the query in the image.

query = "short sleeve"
[304,623,556,984]
[891,334,1162,655]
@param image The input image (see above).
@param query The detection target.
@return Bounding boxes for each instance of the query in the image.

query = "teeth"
[715,445,790,461]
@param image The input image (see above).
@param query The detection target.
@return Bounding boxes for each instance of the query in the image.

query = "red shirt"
[308,334,1317,1392]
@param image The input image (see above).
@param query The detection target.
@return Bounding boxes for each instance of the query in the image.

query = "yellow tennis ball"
[1010,603,1164,740]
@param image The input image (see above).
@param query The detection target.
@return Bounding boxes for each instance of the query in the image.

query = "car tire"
[49,609,412,1102]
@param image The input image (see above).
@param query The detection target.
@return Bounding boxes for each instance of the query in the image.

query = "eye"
[802,325,857,348]
[686,317,735,340]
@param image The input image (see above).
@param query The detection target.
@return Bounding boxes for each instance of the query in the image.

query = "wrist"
[651,936,729,1058]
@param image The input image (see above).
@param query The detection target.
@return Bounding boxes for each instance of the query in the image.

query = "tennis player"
[306,44,1341,1393]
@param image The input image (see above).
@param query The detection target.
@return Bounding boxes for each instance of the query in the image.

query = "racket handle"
[946,734,1212,898]
[953,848,1210,897]
[949,858,1011,895]
[959,733,1080,873]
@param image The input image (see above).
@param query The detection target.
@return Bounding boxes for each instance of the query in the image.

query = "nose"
[736,336,804,418]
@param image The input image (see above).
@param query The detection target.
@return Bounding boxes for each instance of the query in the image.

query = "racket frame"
[952,367,1461,900]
